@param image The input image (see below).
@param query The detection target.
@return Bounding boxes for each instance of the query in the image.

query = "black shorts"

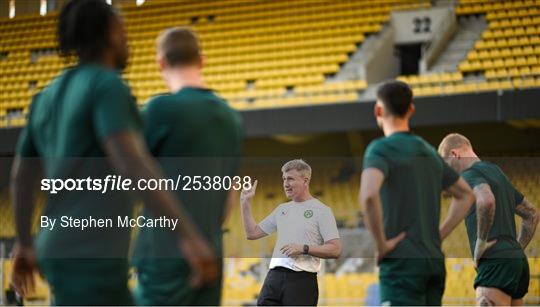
[475,257,530,299]
[257,266,318,306]
[379,258,446,306]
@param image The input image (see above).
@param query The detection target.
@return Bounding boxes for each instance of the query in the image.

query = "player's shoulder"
[142,93,173,112]
[203,89,243,125]
[474,160,510,182]
[206,88,226,100]
[406,133,437,153]
[469,160,494,173]
[145,93,173,106]
[206,89,236,109]
[81,64,124,82]
[81,64,132,95]
[365,136,387,153]
[461,162,486,179]
[31,68,74,108]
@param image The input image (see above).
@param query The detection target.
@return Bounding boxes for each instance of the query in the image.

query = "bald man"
[439,133,538,306]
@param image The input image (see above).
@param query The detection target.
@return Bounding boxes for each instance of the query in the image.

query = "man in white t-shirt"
[240,159,342,306]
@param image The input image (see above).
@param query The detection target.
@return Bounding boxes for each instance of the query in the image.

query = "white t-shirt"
[258,198,340,273]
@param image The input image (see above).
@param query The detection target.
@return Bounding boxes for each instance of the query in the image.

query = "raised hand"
[240,179,258,206]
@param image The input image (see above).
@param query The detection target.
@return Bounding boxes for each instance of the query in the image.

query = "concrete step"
[428,15,487,73]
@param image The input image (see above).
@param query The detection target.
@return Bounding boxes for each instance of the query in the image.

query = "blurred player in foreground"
[241,159,341,306]
[359,81,475,305]
[10,0,216,304]
[439,133,538,305]
[132,27,243,305]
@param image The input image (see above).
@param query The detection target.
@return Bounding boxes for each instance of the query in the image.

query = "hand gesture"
[240,179,258,205]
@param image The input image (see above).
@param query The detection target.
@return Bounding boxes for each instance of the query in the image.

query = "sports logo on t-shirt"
[304,210,313,218]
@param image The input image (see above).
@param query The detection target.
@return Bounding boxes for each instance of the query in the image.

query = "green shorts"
[475,257,530,299]
[134,259,222,306]
[38,258,133,305]
[379,258,446,306]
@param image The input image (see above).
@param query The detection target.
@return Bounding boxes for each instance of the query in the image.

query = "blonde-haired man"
[241,159,342,306]
[439,133,538,306]
[132,27,243,305]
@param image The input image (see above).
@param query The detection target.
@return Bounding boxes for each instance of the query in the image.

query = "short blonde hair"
[438,133,472,157]
[157,27,200,67]
[281,159,312,179]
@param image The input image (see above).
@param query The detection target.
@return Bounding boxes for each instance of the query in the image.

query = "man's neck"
[95,53,120,71]
[382,118,410,137]
[461,153,481,172]
[165,68,205,93]
[292,192,313,203]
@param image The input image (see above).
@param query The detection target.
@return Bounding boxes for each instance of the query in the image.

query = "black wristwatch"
[303,244,309,255]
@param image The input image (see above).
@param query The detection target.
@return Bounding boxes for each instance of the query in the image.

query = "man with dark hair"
[132,27,244,305]
[359,80,475,305]
[439,133,538,306]
[10,1,217,305]
[374,81,413,117]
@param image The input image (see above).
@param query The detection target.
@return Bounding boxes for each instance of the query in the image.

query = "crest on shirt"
[304,209,313,218]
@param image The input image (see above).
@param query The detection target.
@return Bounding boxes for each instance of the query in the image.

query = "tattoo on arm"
[515,198,539,249]
[474,184,495,241]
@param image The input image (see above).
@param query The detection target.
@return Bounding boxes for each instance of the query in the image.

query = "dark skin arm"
[11,157,40,248]
[10,156,41,297]
[102,132,218,287]
[11,132,219,297]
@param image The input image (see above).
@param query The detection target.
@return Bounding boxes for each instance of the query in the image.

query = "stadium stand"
[0,191,43,238]
[1,0,433,127]
[2,0,540,128]
[456,0,540,87]
[397,0,540,96]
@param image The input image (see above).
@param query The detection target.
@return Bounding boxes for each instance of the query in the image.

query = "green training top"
[363,132,459,259]
[133,86,243,265]
[461,160,525,258]
[16,63,142,259]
